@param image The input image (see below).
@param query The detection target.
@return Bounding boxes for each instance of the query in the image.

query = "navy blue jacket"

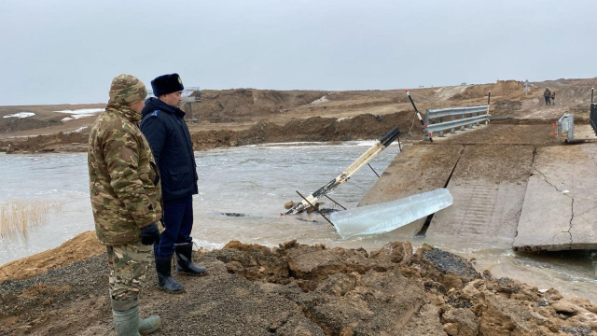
[140,97,198,202]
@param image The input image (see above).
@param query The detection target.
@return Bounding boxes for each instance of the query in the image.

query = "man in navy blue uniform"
[141,73,206,293]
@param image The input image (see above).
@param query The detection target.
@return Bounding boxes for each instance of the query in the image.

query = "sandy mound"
[195,89,328,123]
[452,80,524,100]
[0,231,103,282]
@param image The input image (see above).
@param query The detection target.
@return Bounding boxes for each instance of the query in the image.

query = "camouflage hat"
[108,74,147,106]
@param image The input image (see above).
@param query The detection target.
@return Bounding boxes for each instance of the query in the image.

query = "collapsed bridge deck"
[359,124,597,252]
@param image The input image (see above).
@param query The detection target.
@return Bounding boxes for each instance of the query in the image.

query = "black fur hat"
[151,73,184,97]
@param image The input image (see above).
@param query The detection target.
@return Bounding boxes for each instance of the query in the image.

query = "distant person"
[551,91,557,105]
[544,88,552,105]
[141,73,206,293]
[88,74,162,335]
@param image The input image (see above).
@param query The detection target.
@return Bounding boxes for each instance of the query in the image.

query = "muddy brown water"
[0,142,595,303]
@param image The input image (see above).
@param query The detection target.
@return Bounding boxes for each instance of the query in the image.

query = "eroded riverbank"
[1,236,596,335]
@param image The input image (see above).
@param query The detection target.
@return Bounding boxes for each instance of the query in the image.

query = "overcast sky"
[1,0,595,105]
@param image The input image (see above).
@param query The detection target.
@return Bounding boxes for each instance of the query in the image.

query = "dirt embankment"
[195,89,329,123]
[0,111,418,153]
[0,103,105,134]
[0,234,594,336]
[0,232,104,282]
[1,78,595,153]
[0,117,64,134]
[189,111,417,150]
[0,132,90,153]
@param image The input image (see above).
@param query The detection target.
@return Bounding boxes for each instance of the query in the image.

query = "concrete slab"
[513,144,597,251]
[441,124,559,146]
[429,124,489,143]
[358,143,463,236]
[568,124,597,141]
[426,145,534,242]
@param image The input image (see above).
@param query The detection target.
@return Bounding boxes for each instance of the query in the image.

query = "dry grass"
[0,199,64,241]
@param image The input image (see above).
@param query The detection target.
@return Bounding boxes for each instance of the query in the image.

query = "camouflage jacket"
[88,106,164,245]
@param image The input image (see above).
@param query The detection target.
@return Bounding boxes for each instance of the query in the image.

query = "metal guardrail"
[424,105,490,137]
[591,103,597,135]
[181,96,201,104]
[181,87,202,103]
[557,113,575,142]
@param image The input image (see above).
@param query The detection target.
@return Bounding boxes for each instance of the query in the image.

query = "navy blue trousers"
[154,194,194,257]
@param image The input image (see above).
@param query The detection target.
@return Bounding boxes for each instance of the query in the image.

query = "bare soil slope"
[0,231,103,282]
[0,236,595,336]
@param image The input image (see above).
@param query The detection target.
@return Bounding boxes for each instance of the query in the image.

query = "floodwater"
[0,142,596,303]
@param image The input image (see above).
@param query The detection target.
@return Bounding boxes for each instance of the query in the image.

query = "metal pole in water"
[324,195,347,210]
[367,163,380,178]
[296,190,334,226]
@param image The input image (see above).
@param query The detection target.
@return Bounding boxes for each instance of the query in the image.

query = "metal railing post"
[590,86,596,135]
[486,90,491,125]
[568,114,575,142]
[475,109,480,126]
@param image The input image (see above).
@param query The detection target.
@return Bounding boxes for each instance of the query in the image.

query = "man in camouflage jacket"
[88,74,163,336]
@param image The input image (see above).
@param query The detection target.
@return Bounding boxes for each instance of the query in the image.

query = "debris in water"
[222,213,246,217]
[319,208,340,215]
[295,217,318,223]
[285,126,401,215]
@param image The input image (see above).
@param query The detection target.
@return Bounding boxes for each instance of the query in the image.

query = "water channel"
[0,142,595,302]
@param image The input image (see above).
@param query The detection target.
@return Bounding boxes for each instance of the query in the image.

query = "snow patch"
[73,126,88,133]
[53,108,104,120]
[71,114,96,119]
[3,112,35,119]
[53,108,105,114]
[61,117,74,122]
[65,126,88,135]
[311,96,329,104]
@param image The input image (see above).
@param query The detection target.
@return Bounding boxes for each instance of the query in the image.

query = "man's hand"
[140,222,160,245]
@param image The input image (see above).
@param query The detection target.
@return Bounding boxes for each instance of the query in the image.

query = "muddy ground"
[1,232,596,336]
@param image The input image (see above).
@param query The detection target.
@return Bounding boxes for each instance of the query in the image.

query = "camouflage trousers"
[106,241,152,302]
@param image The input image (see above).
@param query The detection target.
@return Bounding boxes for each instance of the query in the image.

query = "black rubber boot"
[155,256,184,292]
[175,242,207,275]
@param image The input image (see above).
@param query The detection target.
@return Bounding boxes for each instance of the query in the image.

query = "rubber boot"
[155,255,184,292]
[112,298,141,336]
[175,242,207,275]
[138,315,161,335]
